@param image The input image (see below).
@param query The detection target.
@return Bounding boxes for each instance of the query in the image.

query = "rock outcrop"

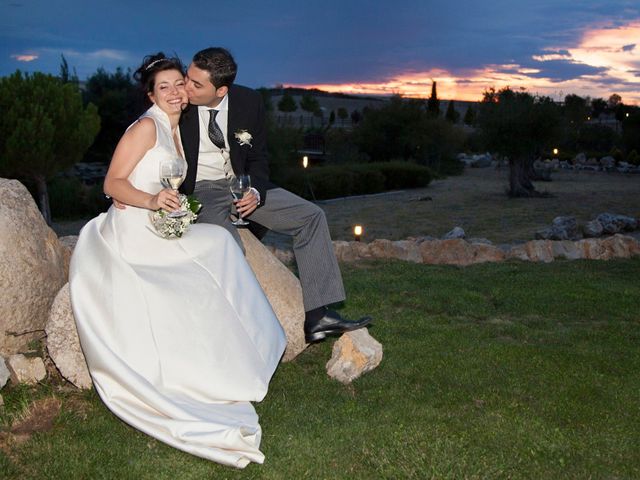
[331,234,640,266]
[6,354,46,384]
[0,179,67,356]
[239,229,307,362]
[45,284,92,389]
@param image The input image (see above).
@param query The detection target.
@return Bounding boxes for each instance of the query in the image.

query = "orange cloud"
[11,54,39,62]
[290,20,640,105]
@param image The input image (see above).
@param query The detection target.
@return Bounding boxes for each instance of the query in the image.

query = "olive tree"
[477,87,562,197]
[0,71,100,224]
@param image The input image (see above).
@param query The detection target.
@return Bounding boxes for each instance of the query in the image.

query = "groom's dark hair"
[192,47,237,89]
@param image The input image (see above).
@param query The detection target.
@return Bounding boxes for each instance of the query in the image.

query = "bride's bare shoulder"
[121,117,156,147]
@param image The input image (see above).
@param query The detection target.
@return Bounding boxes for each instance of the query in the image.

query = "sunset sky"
[2,0,639,103]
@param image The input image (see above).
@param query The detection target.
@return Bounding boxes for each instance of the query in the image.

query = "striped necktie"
[208,109,226,149]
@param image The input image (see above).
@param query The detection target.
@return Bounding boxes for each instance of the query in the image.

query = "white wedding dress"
[69,104,287,468]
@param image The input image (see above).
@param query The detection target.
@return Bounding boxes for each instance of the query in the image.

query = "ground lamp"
[354,225,363,242]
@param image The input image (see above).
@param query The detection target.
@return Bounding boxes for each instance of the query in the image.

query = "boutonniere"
[234,129,253,147]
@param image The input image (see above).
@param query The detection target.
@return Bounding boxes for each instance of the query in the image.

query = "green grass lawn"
[2,258,640,479]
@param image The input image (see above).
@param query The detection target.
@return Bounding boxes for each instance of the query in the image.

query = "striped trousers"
[194,180,346,311]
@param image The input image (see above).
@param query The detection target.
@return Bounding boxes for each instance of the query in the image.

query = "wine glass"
[229,174,251,226]
[159,157,186,218]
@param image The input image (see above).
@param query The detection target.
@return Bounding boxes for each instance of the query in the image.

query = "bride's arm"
[103,118,180,211]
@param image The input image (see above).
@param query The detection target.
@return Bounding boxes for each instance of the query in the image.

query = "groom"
[180,47,371,343]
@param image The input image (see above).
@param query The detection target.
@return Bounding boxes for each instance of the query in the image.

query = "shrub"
[577,123,618,154]
[626,150,639,166]
[609,147,624,163]
[281,162,431,200]
[377,161,434,189]
[48,176,109,219]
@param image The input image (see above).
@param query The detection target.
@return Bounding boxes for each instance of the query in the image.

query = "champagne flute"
[229,174,251,226]
[159,157,186,218]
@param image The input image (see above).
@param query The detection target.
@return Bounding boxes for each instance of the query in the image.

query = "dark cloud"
[0,0,638,101]
[622,44,636,52]
[524,59,608,81]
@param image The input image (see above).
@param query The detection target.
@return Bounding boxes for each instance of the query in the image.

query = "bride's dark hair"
[133,52,185,96]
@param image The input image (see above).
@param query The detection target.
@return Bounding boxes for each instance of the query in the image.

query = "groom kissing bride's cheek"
[180,47,372,342]
[70,47,371,468]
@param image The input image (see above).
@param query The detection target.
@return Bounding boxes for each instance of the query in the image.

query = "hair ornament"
[145,58,169,70]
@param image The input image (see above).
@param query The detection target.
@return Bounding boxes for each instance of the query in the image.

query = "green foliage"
[463,105,476,125]
[299,93,320,114]
[477,87,563,159]
[59,54,78,85]
[48,176,109,219]
[337,107,348,122]
[626,149,639,166]
[590,97,607,118]
[374,161,435,189]
[324,129,369,164]
[445,100,460,123]
[563,94,589,125]
[622,108,640,153]
[282,162,432,200]
[82,67,142,164]
[354,96,464,168]
[609,146,624,163]
[0,71,100,223]
[265,122,303,184]
[0,71,100,180]
[256,87,274,112]
[576,123,618,154]
[277,92,297,113]
[427,80,440,116]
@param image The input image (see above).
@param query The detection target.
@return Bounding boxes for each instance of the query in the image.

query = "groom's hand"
[235,189,259,217]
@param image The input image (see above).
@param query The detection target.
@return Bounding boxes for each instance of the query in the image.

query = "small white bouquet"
[149,195,202,238]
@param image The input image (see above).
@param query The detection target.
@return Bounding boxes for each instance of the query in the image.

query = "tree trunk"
[508,156,540,197]
[34,174,52,225]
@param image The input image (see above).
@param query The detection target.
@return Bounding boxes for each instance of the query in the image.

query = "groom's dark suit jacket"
[179,84,275,205]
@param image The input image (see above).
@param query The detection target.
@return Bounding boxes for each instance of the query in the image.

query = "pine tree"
[0,72,100,224]
[463,105,476,125]
[445,100,459,123]
[277,92,297,113]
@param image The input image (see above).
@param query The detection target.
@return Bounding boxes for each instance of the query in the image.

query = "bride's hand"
[149,189,181,212]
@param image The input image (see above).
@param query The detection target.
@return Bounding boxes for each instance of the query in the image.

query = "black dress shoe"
[304,310,372,343]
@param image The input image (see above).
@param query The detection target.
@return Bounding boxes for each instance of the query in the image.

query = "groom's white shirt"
[195,94,229,182]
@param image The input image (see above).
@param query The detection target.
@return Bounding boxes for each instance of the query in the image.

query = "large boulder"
[535,216,579,241]
[583,220,604,238]
[596,213,638,234]
[238,229,306,362]
[443,227,466,240]
[0,179,67,356]
[45,284,92,389]
[600,156,616,169]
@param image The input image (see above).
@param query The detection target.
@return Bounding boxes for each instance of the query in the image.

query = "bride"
[69,53,286,468]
